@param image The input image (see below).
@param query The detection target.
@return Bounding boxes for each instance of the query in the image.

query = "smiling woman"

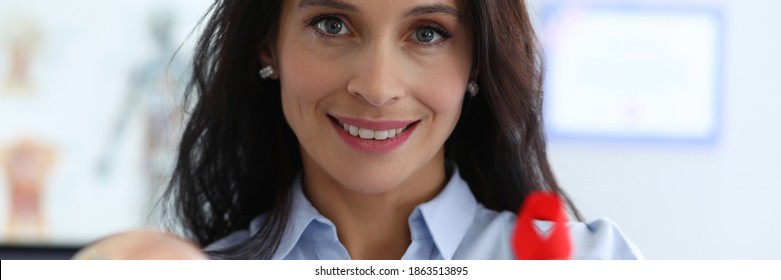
[76,0,642,260]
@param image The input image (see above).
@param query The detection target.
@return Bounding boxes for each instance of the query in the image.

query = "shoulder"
[455,206,642,260]
[568,218,643,260]
[203,230,250,255]
[203,215,267,255]
[453,207,517,259]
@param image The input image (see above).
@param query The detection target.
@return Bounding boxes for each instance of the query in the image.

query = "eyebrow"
[403,4,461,20]
[298,0,358,11]
[298,0,460,20]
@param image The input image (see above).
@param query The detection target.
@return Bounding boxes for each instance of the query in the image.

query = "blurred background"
[0,0,212,257]
[1,0,779,259]
[531,0,781,259]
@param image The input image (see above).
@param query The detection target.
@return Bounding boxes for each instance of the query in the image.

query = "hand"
[73,230,208,260]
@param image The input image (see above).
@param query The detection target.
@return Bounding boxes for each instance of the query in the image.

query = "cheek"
[278,43,345,127]
[280,56,335,105]
[423,87,463,121]
[414,63,470,124]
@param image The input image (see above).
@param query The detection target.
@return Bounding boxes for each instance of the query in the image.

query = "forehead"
[291,0,466,19]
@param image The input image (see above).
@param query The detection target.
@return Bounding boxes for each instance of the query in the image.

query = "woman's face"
[271,0,474,194]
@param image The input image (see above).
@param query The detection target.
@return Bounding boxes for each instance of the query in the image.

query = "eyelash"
[412,24,453,43]
[305,15,352,38]
[305,14,454,45]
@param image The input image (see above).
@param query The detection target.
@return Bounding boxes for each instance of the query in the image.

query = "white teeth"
[358,128,374,139]
[348,125,359,136]
[374,130,388,140]
[339,121,408,140]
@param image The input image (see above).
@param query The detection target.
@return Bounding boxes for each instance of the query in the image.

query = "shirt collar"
[414,166,478,259]
[265,173,338,260]
[264,166,479,260]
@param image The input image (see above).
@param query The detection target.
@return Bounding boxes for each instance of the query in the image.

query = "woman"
[79,0,641,260]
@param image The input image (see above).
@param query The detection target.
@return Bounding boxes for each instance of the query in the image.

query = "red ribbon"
[512,191,572,260]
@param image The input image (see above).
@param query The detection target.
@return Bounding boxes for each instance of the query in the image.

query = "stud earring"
[467,81,480,97]
[258,65,275,79]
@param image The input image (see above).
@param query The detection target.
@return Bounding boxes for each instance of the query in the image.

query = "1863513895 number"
[407,266,468,276]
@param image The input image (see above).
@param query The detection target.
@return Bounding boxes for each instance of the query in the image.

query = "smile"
[328,115,418,154]
[329,115,418,140]
[338,122,409,140]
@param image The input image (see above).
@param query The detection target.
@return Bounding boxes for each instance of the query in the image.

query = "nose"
[346,38,406,107]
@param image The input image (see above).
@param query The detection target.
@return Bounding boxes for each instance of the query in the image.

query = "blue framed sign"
[540,2,723,143]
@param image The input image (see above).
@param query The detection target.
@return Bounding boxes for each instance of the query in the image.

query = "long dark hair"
[163,0,582,259]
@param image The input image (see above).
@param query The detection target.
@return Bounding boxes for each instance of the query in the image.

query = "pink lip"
[330,115,417,131]
[328,115,418,154]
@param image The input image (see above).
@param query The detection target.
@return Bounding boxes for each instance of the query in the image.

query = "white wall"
[533,0,781,259]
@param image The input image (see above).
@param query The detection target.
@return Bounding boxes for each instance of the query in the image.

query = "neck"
[301,151,447,259]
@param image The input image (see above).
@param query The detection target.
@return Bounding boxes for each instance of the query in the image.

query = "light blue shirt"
[206,168,642,259]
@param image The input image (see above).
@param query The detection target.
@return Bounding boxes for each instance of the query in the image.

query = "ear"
[259,43,279,79]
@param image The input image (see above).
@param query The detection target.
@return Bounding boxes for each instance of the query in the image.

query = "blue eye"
[314,16,350,35]
[412,26,445,43]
